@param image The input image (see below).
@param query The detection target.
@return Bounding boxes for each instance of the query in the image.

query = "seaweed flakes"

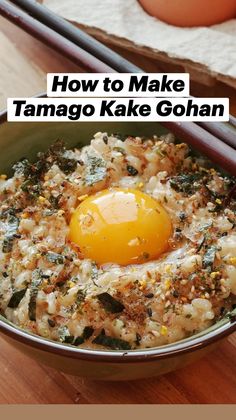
[202,245,218,269]
[169,173,204,195]
[15,141,78,199]
[127,165,138,176]
[97,292,125,313]
[73,326,94,346]
[7,288,27,308]
[92,329,131,350]
[43,140,77,174]
[28,269,43,321]
[84,154,107,186]
[59,325,94,346]
[58,325,74,344]
[2,215,20,253]
[45,251,65,265]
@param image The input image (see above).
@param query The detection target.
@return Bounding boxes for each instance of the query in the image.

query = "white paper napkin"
[44,0,236,83]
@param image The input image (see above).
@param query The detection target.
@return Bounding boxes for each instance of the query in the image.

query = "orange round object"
[69,188,172,266]
[139,0,236,27]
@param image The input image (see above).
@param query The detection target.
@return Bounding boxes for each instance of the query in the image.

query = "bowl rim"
[0,105,236,363]
[1,313,236,363]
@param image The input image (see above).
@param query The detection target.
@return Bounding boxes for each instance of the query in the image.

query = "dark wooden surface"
[1,336,236,404]
[0,17,236,404]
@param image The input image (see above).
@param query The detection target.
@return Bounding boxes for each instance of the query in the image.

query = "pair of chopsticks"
[0,0,236,176]
[0,0,141,73]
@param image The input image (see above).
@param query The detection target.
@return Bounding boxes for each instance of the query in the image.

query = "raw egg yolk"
[69,188,172,266]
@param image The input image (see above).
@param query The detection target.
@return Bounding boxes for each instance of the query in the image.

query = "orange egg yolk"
[69,188,172,266]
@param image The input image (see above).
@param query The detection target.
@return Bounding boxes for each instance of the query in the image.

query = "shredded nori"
[147,307,152,317]
[2,215,20,253]
[144,293,154,298]
[97,292,125,313]
[103,135,108,144]
[7,288,27,308]
[13,158,34,177]
[64,335,75,344]
[14,157,46,198]
[49,194,62,209]
[224,183,236,208]
[43,140,78,175]
[84,154,106,186]
[113,146,126,155]
[14,141,78,199]
[202,245,218,269]
[172,290,179,298]
[82,326,94,340]
[135,333,142,346]
[56,156,77,174]
[0,207,20,220]
[45,252,65,265]
[59,326,95,346]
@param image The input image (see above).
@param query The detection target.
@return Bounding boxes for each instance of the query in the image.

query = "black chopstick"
[9,0,142,74]
[0,0,114,73]
[198,120,236,150]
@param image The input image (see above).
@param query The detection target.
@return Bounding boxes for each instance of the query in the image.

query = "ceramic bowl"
[0,111,236,380]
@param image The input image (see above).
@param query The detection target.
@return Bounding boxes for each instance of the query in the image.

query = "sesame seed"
[181,279,188,285]
[228,257,236,266]
[164,278,171,290]
[68,281,75,288]
[39,196,46,203]
[139,280,147,290]
[57,210,65,216]
[164,264,171,274]
[210,271,220,279]
[160,325,168,336]
[78,194,88,202]
[165,300,171,308]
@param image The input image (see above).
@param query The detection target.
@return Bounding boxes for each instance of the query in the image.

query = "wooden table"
[0,18,236,405]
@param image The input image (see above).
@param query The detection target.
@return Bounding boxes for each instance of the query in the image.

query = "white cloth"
[44,0,236,79]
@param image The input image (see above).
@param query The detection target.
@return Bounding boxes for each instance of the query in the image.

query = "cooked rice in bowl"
[0,132,236,350]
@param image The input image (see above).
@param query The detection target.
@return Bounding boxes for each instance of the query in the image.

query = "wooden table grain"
[0,17,236,405]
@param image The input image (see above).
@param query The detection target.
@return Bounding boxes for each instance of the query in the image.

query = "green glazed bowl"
[0,110,236,380]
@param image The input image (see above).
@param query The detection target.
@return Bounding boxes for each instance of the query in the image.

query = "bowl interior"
[0,120,168,175]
